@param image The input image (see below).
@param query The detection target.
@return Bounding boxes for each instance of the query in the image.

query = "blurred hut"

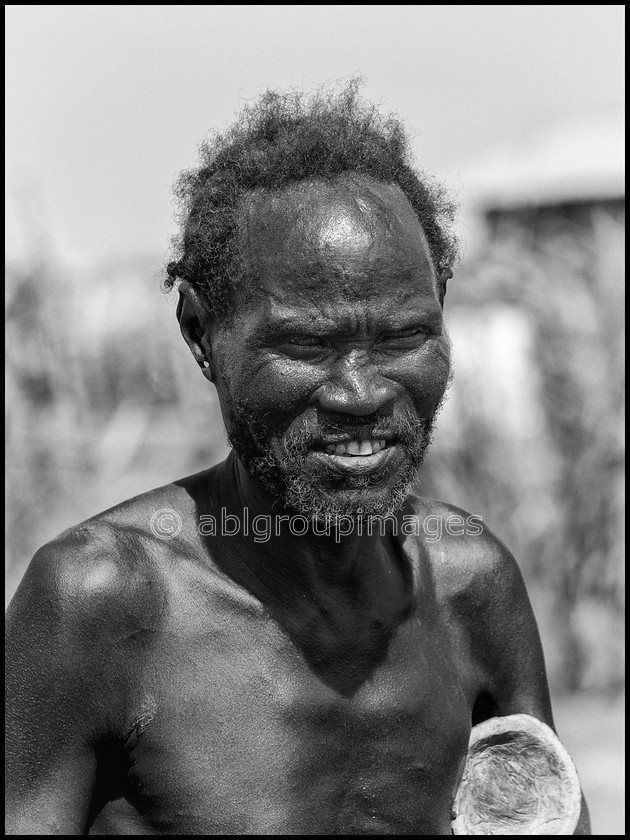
[460,111,624,238]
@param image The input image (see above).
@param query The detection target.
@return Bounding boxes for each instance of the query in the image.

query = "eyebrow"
[263,314,337,336]
[260,307,442,339]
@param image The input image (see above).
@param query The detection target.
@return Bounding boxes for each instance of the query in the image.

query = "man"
[6,83,590,834]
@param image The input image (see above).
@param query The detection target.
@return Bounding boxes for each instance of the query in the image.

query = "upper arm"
[5,526,162,834]
[466,539,554,726]
[452,527,590,834]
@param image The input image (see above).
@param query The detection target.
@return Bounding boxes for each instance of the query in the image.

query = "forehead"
[237,175,436,305]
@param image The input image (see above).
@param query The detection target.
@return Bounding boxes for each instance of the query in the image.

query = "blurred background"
[6,5,624,833]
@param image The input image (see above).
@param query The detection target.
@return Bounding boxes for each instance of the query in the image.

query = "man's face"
[207,175,451,519]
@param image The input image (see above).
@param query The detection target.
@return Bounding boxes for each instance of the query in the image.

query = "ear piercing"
[194,349,210,369]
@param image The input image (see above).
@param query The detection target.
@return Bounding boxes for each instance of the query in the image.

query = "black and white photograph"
[6,5,624,835]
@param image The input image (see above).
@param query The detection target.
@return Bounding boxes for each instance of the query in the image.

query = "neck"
[205,452,415,696]
[228,451,401,578]
[203,451,415,597]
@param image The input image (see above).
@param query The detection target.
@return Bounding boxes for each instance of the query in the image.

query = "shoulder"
[7,464,229,639]
[6,471,207,636]
[7,520,166,651]
[405,494,553,719]
[403,494,529,613]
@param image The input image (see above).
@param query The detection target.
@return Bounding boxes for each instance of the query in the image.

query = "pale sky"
[5,4,625,264]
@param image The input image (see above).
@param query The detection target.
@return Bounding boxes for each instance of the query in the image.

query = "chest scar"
[125,695,157,746]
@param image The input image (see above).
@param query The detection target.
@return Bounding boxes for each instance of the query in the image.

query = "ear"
[177,281,215,382]
[436,267,453,308]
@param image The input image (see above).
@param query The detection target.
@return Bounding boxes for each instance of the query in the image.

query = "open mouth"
[310,437,399,474]
[322,438,392,456]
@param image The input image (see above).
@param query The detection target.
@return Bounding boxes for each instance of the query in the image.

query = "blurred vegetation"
[420,207,625,694]
[5,207,624,695]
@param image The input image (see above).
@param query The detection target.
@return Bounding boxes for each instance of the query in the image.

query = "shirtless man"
[6,85,590,834]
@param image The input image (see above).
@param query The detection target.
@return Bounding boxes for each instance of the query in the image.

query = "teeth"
[323,439,389,457]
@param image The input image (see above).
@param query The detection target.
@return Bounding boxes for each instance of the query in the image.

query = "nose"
[314,350,397,417]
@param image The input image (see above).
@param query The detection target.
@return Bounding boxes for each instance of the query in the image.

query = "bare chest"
[92,598,471,835]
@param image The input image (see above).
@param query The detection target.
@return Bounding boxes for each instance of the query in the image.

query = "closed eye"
[284,336,325,346]
[274,328,433,358]
[276,336,330,359]
[378,328,430,350]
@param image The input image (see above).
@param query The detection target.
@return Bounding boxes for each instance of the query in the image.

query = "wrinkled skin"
[201,176,452,518]
[5,175,589,835]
